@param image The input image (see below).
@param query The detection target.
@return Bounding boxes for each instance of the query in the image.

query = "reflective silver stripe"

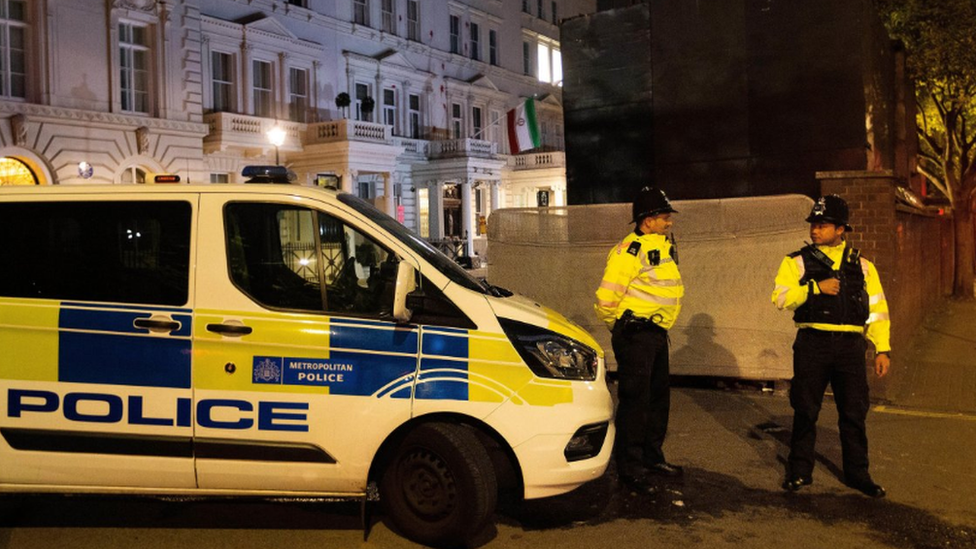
[599,281,628,293]
[867,312,890,324]
[641,278,682,288]
[625,286,680,306]
[869,292,887,306]
[774,285,791,309]
[860,257,869,278]
[640,266,659,279]
[793,255,805,280]
[597,299,619,309]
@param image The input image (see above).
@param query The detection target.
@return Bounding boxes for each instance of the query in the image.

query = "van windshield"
[337,193,488,295]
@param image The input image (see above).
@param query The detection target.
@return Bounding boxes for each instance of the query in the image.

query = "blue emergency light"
[242,165,295,184]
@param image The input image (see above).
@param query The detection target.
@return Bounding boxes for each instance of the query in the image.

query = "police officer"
[771,195,891,498]
[595,187,684,493]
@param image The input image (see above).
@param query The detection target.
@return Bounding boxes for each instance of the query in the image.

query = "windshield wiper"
[481,280,512,298]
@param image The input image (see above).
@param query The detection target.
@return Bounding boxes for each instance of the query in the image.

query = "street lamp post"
[266,125,286,165]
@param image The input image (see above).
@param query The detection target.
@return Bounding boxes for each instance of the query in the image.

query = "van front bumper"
[513,421,615,500]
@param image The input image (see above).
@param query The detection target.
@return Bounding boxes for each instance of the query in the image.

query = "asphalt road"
[1,387,974,549]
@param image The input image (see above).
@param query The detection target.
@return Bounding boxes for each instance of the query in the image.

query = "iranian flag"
[507,98,540,153]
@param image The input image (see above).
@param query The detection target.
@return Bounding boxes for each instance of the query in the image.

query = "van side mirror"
[393,261,417,323]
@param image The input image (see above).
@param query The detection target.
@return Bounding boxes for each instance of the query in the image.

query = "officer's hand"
[875,353,890,378]
[817,277,841,295]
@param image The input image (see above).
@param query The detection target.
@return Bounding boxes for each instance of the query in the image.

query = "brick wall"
[817,170,952,400]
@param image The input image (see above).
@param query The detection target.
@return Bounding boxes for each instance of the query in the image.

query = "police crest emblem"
[811,197,827,218]
[253,357,282,384]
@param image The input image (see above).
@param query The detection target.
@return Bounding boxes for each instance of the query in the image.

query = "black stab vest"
[790,243,870,326]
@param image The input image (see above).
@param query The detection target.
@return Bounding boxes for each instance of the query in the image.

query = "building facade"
[0,0,594,258]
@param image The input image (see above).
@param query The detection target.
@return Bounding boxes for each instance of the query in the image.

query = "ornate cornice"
[113,0,157,13]
[0,101,209,135]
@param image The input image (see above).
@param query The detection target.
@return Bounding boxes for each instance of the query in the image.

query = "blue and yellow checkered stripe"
[0,300,574,407]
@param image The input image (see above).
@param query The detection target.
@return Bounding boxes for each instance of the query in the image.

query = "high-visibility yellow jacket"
[771,241,891,353]
[594,231,683,330]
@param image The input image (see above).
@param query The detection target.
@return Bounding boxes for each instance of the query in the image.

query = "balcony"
[429,138,498,159]
[203,112,304,155]
[306,119,392,145]
[204,113,526,167]
[509,151,566,170]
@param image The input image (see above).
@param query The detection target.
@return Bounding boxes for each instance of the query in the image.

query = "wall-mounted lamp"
[266,126,286,165]
[78,161,93,179]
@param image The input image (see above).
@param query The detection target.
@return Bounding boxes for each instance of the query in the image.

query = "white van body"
[0,184,613,546]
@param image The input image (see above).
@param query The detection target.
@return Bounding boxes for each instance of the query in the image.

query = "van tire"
[380,422,498,548]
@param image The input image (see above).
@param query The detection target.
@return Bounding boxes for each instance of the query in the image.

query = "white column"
[461,178,474,257]
[430,180,444,239]
[382,172,395,217]
[490,181,501,213]
[278,52,289,121]
[240,43,253,115]
[339,169,357,194]
[311,61,321,122]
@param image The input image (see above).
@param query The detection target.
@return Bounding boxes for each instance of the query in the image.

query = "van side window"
[224,202,399,317]
[0,201,191,305]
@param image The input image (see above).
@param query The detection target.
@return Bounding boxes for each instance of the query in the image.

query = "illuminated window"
[537,43,550,83]
[536,42,562,85]
[0,157,35,185]
[418,188,429,238]
[553,49,562,85]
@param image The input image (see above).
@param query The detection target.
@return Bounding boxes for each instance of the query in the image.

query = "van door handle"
[206,323,253,337]
[133,317,181,333]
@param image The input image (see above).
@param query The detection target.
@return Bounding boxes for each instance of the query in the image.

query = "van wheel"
[381,422,498,548]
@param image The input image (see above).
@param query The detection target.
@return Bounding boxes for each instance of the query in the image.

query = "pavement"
[888,298,976,415]
[5,387,972,549]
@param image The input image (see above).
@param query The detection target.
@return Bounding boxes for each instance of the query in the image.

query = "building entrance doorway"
[443,184,462,238]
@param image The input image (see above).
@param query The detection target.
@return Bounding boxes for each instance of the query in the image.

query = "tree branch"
[918,127,945,160]
[918,161,952,203]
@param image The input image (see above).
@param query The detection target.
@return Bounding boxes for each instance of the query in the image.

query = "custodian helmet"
[806,194,852,231]
[632,187,678,223]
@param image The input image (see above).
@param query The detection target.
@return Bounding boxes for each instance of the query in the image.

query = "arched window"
[120,166,147,184]
[0,157,37,185]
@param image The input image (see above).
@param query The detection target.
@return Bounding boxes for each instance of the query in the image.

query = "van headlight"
[499,319,598,381]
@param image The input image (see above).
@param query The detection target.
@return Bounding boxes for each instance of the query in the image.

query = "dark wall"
[561,6,655,205]
[562,0,904,205]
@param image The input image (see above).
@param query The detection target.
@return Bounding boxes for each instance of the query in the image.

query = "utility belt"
[617,309,667,334]
[797,328,863,339]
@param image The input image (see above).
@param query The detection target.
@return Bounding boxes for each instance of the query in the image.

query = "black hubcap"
[399,449,457,520]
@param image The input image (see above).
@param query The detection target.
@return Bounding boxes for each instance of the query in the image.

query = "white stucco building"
[0,0,594,258]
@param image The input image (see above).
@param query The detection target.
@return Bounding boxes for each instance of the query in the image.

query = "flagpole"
[469,113,506,140]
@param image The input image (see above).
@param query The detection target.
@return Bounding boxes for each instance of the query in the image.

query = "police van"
[0,180,613,546]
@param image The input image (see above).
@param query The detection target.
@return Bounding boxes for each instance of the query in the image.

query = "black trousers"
[611,321,670,478]
[788,329,871,483]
